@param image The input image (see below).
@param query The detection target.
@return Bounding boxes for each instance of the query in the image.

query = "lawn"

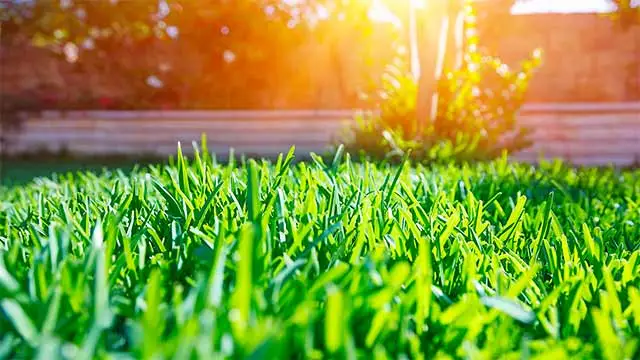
[0,157,161,187]
[0,145,639,359]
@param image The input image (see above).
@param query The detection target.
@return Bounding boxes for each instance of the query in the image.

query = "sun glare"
[368,0,402,26]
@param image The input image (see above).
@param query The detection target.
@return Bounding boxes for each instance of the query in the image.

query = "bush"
[343,4,542,164]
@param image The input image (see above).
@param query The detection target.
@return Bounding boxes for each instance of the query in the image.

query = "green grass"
[0,144,639,359]
[0,157,160,187]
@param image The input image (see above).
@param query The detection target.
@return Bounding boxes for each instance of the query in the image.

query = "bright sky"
[511,0,617,14]
[372,0,639,18]
[368,0,639,26]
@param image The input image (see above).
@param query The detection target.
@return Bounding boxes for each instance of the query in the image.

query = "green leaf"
[231,223,256,344]
[325,285,345,353]
[247,160,261,223]
[592,309,623,360]
[481,296,536,325]
[1,299,39,346]
[143,270,163,359]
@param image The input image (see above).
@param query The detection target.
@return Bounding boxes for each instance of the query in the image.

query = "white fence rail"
[5,102,640,166]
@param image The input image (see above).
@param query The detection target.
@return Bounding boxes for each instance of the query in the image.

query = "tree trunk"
[414,0,465,138]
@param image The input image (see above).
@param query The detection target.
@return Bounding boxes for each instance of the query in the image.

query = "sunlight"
[410,0,426,9]
[368,0,402,27]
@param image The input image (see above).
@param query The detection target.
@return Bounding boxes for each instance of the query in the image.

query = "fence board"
[7,103,640,166]
[13,130,336,146]
[519,114,640,129]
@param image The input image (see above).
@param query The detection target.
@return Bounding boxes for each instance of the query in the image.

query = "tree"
[2,0,302,106]
[411,0,521,138]
[413,0,463,137]
[3,0,635,111]
[412,0,639,137]
[610,0,640,28]
[2,0,398,109]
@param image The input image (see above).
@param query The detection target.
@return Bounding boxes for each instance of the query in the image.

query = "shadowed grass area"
[0,156,162,187]
[0,145,639,359]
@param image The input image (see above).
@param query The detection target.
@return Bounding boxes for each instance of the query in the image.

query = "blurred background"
[1,0,639,185]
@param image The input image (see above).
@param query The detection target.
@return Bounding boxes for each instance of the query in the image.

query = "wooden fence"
[5,102,640,166]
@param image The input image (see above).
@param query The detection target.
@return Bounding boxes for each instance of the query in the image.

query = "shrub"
[343,3,543,164]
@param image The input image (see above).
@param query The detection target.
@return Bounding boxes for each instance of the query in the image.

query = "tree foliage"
[1,0,637,111]
[609,0,640,28]
[1,0,396,109]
